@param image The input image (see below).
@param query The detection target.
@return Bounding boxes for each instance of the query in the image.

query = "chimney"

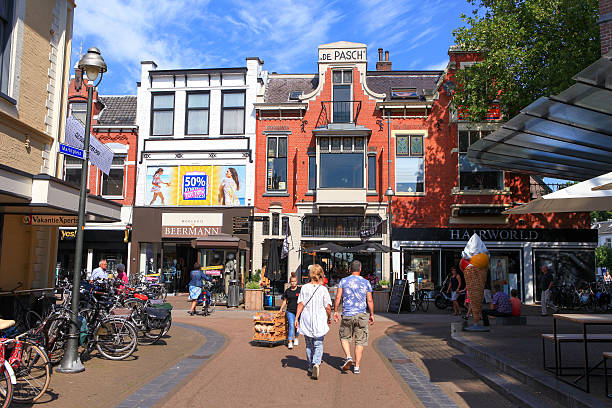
[376,49,392,71]
[600,0,612,55]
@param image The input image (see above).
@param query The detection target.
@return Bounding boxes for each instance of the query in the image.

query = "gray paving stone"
[114,322,225,408]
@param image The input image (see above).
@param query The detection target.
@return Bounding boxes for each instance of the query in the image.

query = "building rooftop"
[98,96,137,125]
[264,76,318,103]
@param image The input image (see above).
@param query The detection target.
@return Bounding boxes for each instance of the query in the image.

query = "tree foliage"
[592,211,612,222]
[452,0,601,122]
[596,246,612,268]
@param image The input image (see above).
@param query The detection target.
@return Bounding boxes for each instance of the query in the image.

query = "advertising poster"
[146,166,178,206]
[145,165,246,206]
[212,165,246,206]
[178,166,212,206]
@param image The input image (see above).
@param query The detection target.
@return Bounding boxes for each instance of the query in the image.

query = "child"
[510,289,522,316]
[463,290,472,320]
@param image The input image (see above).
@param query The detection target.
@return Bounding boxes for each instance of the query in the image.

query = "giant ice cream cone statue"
[460,234,490,332]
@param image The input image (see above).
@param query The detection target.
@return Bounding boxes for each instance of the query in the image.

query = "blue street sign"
[59,143,84,159]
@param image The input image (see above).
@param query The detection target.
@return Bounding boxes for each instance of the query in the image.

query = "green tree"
[452,0,600,122]
[592,211,612,222]
[596,246,612,268]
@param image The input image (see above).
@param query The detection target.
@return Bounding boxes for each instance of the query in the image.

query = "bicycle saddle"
[0,319,15,330]
[134,293,148,301]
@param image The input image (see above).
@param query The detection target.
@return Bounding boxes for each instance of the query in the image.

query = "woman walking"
[150,168,171,205]
[279,273,300,349]
[295,264,332,380]
[188,262,210,315]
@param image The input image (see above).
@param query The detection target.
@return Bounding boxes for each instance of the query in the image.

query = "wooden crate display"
[252,312,288,342]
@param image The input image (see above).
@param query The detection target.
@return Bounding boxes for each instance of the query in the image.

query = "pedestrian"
[188,262,211,316]
[540,265,554,316]
[510,289,522,316]
[279,272,301,349]
[115,263,128,291]
[604,269,612,284]
[333,260,374,375]
[445,267,462,316]
[90,259,108,283]
[295,264,332,380]
[482,284,512,326]
[462,290,472,320]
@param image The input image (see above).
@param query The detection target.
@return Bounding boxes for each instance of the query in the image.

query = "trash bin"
[227,279,240,308]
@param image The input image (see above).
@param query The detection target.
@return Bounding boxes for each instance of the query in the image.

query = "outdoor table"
[552,313,612,393]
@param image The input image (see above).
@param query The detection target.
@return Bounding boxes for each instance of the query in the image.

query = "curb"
[448,333,603,408]
[114,322,226,408]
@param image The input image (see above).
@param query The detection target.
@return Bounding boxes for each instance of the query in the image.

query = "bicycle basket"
[151,302,173,311]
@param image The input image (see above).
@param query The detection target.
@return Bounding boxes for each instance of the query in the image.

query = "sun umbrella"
[302,242,349,253]
[505,172,612,214]
[346,242,394,253]
[265,239,283,282]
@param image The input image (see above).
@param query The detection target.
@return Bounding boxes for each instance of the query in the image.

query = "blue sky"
[72,0,473,95]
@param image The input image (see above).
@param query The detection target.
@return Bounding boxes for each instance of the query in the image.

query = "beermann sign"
[23,215,78,226]
[161,213,223,239]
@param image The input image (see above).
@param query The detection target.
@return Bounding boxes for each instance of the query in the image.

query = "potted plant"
[245,273,263,310]
[379,280,390,289]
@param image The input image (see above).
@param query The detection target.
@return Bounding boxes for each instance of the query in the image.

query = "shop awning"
[190,233,247,249]
[0,165,121,222]
[467,52,612,181]
[504,172,612,214]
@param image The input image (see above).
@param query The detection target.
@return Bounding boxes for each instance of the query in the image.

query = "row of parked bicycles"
[546,281,612,313]
[0,277,173,408]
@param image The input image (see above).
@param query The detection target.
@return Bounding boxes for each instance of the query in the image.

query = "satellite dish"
[443,81,456,95]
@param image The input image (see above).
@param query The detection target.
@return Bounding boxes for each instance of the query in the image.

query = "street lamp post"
[385,111,395,283]
[57,48,107,374]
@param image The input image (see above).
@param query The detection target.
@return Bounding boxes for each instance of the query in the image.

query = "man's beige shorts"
[339,313,369,346]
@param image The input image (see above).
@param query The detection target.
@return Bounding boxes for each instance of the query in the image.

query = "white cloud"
[425,59,448,70]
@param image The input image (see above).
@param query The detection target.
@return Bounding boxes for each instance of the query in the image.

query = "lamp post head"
[385,187,395,197]
[78,47,107,82]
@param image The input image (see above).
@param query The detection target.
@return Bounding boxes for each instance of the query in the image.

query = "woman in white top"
[295,264,331,380]
[218,168,239,205]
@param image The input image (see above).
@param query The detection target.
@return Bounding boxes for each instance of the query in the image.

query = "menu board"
[387,279,407,314]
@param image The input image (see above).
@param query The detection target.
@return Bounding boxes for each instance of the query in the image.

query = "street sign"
[59,143,84,160]
[64,115,114,174]
[249,216,268,222]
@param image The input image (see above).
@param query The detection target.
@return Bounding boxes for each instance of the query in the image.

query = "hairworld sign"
[392,228,598,243]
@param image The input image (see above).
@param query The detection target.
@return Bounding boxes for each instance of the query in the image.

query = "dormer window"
[289,91,301,101]
[391,88,418,99]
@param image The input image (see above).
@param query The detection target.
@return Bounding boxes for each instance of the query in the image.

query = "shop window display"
[534,250,595,301]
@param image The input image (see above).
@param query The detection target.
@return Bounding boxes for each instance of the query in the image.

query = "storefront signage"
[319,48,367,63]
[146,165,246,207]
[60,229,76,240]
[23,215,78,226]
[161,213,223,238]
[392,228,598,243]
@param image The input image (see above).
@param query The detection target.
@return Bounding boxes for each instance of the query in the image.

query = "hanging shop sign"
[146,165,246,207]
[161,213,223,238]
[23,215,78,226]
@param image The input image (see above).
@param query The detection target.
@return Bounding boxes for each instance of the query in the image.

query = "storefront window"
[139,242,162,274]
[402,249,439,283]
[534,249,595,301]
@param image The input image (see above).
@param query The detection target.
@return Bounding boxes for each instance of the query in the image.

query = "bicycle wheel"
[25,311,43,332]
[420,296,429,312]
[11,342,50,403]
[162,317,172,337]
[160,285,168,302]
[0,366,13,408]
[94,318,137,360]
[44,317,72,364]
[208,297,216,314]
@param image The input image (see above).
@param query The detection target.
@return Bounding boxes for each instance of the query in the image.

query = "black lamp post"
[385,111,395,283]
[57,47,107,374]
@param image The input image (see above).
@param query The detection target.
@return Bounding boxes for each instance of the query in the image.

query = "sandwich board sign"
[64,115,113,174]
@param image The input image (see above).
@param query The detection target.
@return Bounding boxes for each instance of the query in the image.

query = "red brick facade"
[601,0,612,55]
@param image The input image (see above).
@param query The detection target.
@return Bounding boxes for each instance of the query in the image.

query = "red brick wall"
[67,78,138,206]
[601,0,612,55]
[254,59,590,230]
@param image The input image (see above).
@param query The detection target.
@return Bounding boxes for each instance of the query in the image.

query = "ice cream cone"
[464,264,487,324]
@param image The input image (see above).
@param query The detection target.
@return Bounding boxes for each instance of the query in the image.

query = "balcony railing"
[317,100,361,127]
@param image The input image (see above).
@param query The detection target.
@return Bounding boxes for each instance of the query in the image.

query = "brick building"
[253,41,594,303]
[0,1,120,300]
[55,75,137,276]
